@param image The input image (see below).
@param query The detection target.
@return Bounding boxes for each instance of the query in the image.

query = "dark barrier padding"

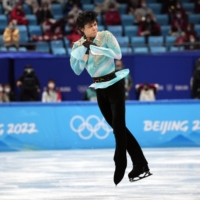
[0,51,200,100]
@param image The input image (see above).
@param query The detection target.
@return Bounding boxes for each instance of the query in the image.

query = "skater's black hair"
[76,11,98,33]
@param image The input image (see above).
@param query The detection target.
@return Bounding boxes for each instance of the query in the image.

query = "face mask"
[68,19,74,23]
[26,69,33,74]
[176,14,181,18]
[4,88,10,93]
[0,87,3,92]
[187,27,191,31]
[48,83,55,89]
[176,5,181,9]
[190,38,195,42]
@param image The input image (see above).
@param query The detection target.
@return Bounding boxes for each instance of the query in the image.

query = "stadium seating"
[28,25,42,37]
[0,15,8,33]
[148,4,162,14]
[52,47,67,55]
[50,40,64,49]
[148,36,164,46]
[26,15,37,25]
[16,25,29,43]
[150,46,167,53]
[188,14,200,24]
[35,41,50,53]
[182,3,194,13]
[115,36,129,47]
[120,47,132,54]
[155,14,169,25]
[133,47,149,53]
[83,4,94,11]
[121,15,134,26]
[107,26,123,37]
[131,36,145,46]
[124,26,138,37]
[165,36,177,47]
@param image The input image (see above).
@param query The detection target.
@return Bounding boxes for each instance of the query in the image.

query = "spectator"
[195,0,200,14]
[136,83,158,101]
[68,3,82,20]
[185,35,199,51]
[83,88,97,101]
[0,84,9,103]
[115,60,133,100]
[134,0,155,25]
[191,58,200,99]
[126,0,139,15]
[94,0,120,14]
[63,0,82,15]
[35,1,53,25]
[3,20,19,48]
[3,0,18,15]
[9,2,28,25]
[184,23,198,42]
[170,10,188,36]
[138,14,161,36]
[174,31,186,47]
[3,84,16,102]
[174,1,187,20]
[160,0,177,14]
[32,17,67,41]
[16,65,40,101]
[105,3,121,26]
[42,80,61,102]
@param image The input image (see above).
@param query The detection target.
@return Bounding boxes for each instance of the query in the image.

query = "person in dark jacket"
[3,84,16,102]
[16,65,40,101]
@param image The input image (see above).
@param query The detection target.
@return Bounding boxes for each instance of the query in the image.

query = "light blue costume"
[70,30,129,89]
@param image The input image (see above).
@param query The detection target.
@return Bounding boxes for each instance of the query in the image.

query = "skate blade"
[129,171,153,182]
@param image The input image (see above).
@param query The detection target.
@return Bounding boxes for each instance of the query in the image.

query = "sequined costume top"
[70,30,129,89]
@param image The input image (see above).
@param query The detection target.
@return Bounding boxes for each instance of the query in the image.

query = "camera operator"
[16,65,40,101]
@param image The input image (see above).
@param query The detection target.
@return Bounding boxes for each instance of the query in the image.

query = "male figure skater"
[70,11,152,185]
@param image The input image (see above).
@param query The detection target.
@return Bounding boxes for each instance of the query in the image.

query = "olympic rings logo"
[70,115,113,140]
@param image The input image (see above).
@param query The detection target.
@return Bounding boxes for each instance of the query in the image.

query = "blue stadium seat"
[194,24,200,33]
[83,4,94,11]
[94,0,103,3]
[26,15,37,25]
[0,34,3,43]
[67,47,72,55]
[16,25,29,43]
[161,25,170,36]
[64,38,70,48]
[165,36,177,46]
[35,41,50,53]
[82,0,91,3]
[124,26,138,37]
[148,4,162,14]
[156,15,169,25]
[182,3,194,13]
[121,47,132,54]
[118,4,127,14]
[133,47,149,53]
[52,4,63,15]
[52,47,67,55]
[97,15,102,25]
[169,46,184,52]
[98,25,104,31]
[0,47,7,51]
[8,47,17,52]
[23,4,32,14]
[115,36,129,47]
[121,15,134,26]
[150,46,167,53]
[148,36,164,46]
[50,40,64,48]
[131,36,145,46]
[28,25,42,36]
[188,14,200,24]
[54,15,63,20]
[107,26,123,37]
[18,47,27,52]
[0,15,8,33]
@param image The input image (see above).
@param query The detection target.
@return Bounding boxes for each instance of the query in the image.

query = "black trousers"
[96,80,148,166]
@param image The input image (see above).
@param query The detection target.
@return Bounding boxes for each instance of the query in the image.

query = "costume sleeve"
[70,42,88,75]
[90,31,122,60]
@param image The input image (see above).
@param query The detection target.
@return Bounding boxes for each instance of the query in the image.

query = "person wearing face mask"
[184,23,198,42]
[94,0,120,14]
[68,3,82,20]
[0,84,9,103]
[105,3,121,26]
[115,60,133,100]
[16,65,40,101]
[3,20,19,48]
[9,2,28,25]
[42,80,61,102]
[170,10,188,35]
[3,84,16,102]
[138,14,161,37]
[136,83,158,101]
[185,35,199,50]
[3,0,17,15]
[134,0,155,25]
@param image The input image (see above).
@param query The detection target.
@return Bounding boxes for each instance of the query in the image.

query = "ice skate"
[128,165,152,182]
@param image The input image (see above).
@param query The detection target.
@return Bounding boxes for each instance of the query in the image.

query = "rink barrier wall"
[0,100,200,151]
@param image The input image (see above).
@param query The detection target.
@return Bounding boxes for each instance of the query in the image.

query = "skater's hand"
[83,41,97,49]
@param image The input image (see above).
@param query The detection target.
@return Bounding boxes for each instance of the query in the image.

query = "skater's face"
[81,21,98,38]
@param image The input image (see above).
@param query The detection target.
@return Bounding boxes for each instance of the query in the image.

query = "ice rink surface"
[0,148,200,200]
